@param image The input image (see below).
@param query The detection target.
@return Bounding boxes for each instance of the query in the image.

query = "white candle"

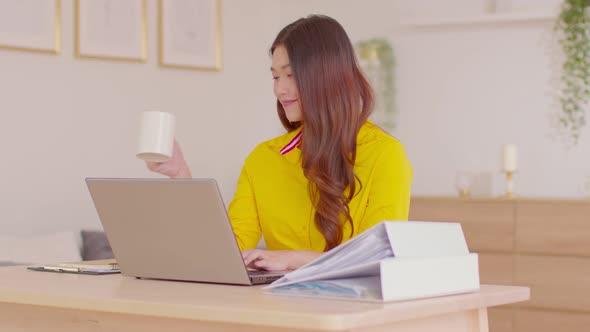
[502,144,518,172]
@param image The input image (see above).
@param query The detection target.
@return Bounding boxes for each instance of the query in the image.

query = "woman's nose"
[275,78,289,96]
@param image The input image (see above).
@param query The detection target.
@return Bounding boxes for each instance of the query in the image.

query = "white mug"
[136,111,176,162]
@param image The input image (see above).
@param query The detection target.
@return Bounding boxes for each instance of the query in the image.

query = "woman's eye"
[272,76,278,80]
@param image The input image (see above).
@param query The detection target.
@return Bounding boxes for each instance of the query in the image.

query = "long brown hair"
[270,15,374,251]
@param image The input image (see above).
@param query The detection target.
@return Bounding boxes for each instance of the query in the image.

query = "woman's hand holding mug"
[136,111,192,179]
[146,141,192,178]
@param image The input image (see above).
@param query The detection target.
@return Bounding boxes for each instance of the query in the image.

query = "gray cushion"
[81,230,114,261]
[0,261,24,266]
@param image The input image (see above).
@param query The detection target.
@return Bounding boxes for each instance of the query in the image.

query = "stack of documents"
[265,221,480,302]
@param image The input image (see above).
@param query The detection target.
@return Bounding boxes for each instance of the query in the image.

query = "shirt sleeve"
[227,163,262,250]
[358,141,413,233]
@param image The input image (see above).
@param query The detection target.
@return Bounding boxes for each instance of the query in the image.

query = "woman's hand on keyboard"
[242,249,323,271]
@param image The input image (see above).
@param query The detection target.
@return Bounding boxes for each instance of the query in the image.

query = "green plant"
[556,0,590,144]
[356,39,396,131]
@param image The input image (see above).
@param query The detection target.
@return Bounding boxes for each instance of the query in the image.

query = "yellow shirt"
[228,121,412,251]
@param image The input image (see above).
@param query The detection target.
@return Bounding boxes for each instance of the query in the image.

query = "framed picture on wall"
[158,0,222,71]
[75,0,147,62]
[0,0,61,54]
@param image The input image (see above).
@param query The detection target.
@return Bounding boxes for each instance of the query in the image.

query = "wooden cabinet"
[410,197,590,332]
[409,199,516,252]
[514,309,590,332]
[515,201,590,256]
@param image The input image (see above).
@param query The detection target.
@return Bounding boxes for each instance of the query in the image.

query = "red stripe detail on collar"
[280,130,302,155]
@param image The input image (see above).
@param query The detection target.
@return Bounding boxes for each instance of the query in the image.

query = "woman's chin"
[285,112,302,123]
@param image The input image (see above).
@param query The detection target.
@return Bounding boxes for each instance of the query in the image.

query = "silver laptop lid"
[85,178,253,285]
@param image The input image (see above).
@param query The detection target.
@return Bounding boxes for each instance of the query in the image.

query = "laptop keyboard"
[248,270,285,276]
[248,269,287,284]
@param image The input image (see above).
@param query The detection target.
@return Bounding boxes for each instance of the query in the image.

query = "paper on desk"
[27,259,120,275]
[266,221,478,302]
[267,221,471,289]
[58,259,119,270]
[269,276,382,300]
[267,223,391,289]
[269,260,382,289]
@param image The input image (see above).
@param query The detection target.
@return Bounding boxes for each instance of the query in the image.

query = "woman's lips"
[281,100,297,108]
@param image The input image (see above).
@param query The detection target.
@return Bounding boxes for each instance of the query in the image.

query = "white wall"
[280,0,590,198]
[394,16,590,198]
[1,0,589,238]
[0,0,282,236]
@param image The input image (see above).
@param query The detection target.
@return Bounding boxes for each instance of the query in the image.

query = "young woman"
[147,15,412,271]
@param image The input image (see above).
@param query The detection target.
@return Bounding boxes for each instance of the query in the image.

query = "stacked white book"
[265,221,480,302]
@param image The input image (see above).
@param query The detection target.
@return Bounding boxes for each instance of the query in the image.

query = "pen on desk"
[43,267,80,273]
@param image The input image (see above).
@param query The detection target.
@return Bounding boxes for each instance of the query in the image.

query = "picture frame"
[0,0,61,54]
[75,0,147,63]
[158,0,222,71]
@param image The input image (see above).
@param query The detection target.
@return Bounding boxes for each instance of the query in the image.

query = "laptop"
[85,178,286,285]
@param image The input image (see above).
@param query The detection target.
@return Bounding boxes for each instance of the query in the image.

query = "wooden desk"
[0,266,529,332]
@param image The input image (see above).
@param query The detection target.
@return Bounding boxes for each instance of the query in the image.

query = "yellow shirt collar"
[278,120,379,158]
